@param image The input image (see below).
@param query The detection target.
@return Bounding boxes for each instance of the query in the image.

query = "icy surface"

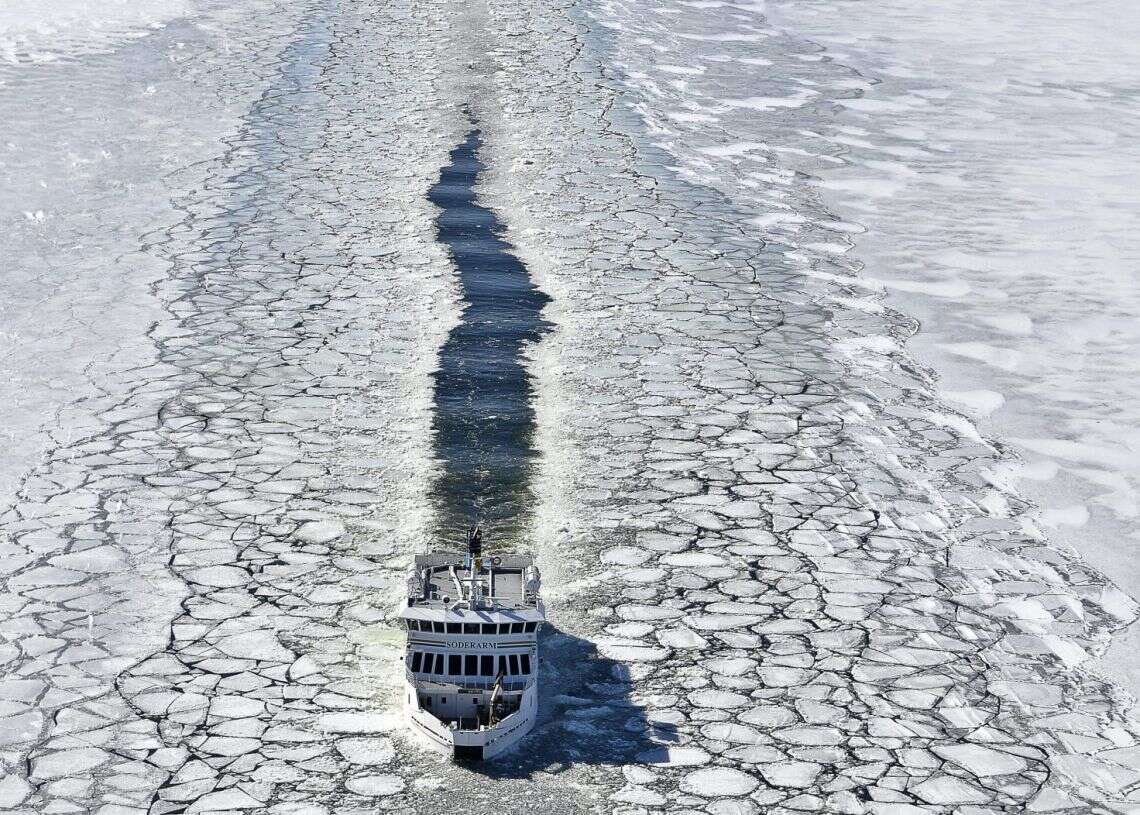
[483,0,1140,809]
[1,0,460,810]
[0,0,189,64]
[0,0,296,511]
[763,0,1140,693]
[2,0,1139,811]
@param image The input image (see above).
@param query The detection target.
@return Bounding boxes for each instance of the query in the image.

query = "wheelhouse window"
[510,622,524,634]
[481,623,497,635]
[446,623,461,634]
[463,623,480,635]
[524,622,537,633]
[432,621,444,633]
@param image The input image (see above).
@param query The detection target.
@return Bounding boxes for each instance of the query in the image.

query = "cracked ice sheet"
[757,0,1140,698]
[4,0,1140,814]
[0,0,301,513]
[0,0,464,811]
[474,0,1140,812]
[0,2,313,807]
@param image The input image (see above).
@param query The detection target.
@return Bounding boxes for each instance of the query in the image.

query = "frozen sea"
[763,0,1140,692]
[588,0,1140,687]
[2,0,1140,812]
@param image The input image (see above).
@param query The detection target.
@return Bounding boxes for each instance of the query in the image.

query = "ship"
[399,528,544,760]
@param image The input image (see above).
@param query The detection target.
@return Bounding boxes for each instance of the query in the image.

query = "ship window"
[446,623,462,634]
[520,654,531,674]
[508,654,519,675]
[510,623,524,635]
[411,652,423,672]
[498,655,508,675]
[464,655,477,675]
[480,655,494,675]
[432,621,444,633]
[524,622,537,633]
[448,654,461,675]
[481,623,497,635]
[463,623,479,635]
[423,697,432,708]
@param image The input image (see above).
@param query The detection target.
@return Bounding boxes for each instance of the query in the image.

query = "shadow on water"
[490,623,656,776]
[427,124,551,544]
[407,623,655,794]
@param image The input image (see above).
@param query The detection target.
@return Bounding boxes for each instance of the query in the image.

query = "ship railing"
[418,593,537,611]
[406,668,535,693]
[414,552,535,570]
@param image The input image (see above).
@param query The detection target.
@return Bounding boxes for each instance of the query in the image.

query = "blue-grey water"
[427,128,551,542]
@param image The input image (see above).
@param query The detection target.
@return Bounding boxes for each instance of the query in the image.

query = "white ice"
[0,0,188,64]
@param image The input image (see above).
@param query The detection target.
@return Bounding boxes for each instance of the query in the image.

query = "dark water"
[428,129,551,543]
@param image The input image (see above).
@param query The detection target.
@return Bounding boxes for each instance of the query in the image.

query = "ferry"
[399,529,544,760]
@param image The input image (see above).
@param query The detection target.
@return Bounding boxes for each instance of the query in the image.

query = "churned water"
[427,127,552,543]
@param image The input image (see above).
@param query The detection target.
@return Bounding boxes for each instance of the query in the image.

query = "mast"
[465,527,484,608]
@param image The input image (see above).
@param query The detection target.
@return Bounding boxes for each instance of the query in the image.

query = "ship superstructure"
[400,530,544,760]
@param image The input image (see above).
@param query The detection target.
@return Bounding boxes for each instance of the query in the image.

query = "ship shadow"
[464,622,659,778]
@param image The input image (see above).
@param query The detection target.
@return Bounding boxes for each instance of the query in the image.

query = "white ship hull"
[400,544,544,761]
[403,677,538,761]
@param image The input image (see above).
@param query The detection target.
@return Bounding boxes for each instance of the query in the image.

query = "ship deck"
[408,552,538,611]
